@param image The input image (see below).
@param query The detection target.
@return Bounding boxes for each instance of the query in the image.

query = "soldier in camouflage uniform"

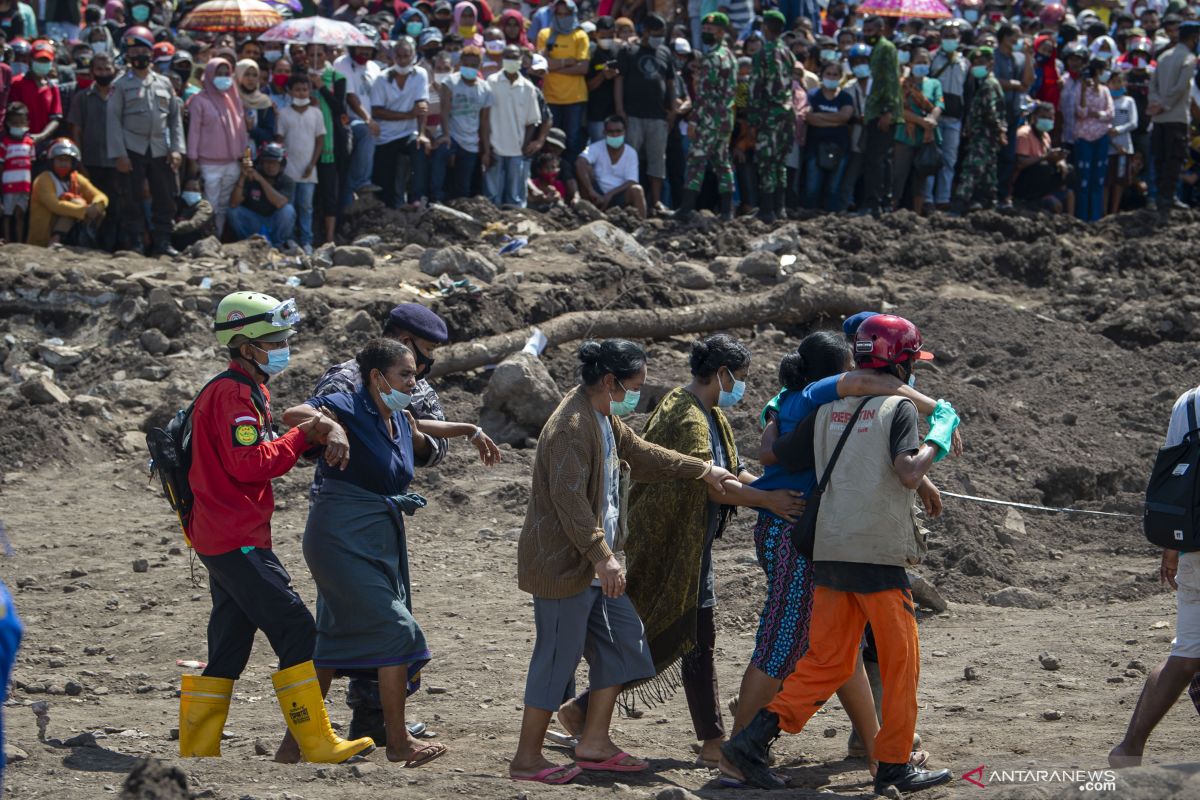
[678,12,737,221]
[749,9,796,224]
[956,47,1008,210]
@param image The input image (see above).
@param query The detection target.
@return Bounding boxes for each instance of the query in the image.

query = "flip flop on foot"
[400,742,447,768]
[512,765,583,784]
[576,752,649,772]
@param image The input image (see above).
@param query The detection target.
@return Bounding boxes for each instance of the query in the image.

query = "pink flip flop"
[512,765,583,784]
[576,752,650,773]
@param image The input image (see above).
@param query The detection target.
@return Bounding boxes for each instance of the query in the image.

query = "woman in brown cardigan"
[509,339,739,785]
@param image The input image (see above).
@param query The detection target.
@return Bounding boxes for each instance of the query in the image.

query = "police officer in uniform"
[105,24,184,256]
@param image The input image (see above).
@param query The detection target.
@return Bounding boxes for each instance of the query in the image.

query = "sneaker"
[357,183,382,193]
[302,244,313,256]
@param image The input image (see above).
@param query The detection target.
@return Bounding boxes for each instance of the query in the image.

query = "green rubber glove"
[924,399,960,463]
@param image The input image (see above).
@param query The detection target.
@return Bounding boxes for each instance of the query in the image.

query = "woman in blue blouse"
[283,338,446,769]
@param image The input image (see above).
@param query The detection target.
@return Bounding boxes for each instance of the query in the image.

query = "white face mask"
[502,57,520,74]
[395,63,414,75]
[291,96,310,107]
[91,41,108,55]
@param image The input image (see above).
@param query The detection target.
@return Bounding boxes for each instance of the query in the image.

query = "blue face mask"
[181,190,202,206]
[379,375,412,412]
[553,12,577,33]
[852,63,871,78]
[912,63,930,77]
[606,134,625,149]
[407,21,424,37]
[254,345,290,376]
[609,380,640,417]
[460,65,478,80]
[717,369,746,408]
[822,77,841,90]
[1110,87,1126,98]
[213,75,233,91]
[907,372,916,388]
[898,50,911,64]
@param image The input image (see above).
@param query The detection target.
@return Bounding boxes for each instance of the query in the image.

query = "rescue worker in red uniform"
[178,291,375,765]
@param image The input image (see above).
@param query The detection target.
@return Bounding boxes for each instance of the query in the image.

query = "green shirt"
[316,68,336,164]
[865,37,901,121]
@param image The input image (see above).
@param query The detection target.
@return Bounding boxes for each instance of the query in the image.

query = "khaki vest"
[812,395,928,567]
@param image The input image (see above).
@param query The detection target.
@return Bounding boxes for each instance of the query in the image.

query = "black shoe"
[718,192,734,221]
[1173,199,1191,210]
[348,706,387,747]
[720,709,785,790]
[151,241,180,257]
[874,761,953,794]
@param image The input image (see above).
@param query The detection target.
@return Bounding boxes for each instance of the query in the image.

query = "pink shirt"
[1073,84,1114,143]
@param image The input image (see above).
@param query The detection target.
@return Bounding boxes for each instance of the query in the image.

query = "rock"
[418,245,500,282]
[672,261,715,289]
[738,250,782,281]
[1043,709,1062,721]
[1003,508,1027,536]
[399,243,425,260]
[143,289,184,337]
[480,352,563,445]
[119,758,191,800]
[1039,652,1061,671]
[119,431,146,455]
[187,236,223,259]
[253,738,270,756]
[139,329,171,356]
[116,296,147,327]
[350,762,379,777]
[132,559,149,573]
[823,727,838,737]
[578,220,653,265]
[907,572,948,612]
[332,245,376,268]
[133,364,171,382]
[964,666,978,681]
[748,227,798,252]
[344,310,377,334]
[72,395,107,417]
[985,586,1050,609]
[36,342,87,368]
[352,234,383,249]
[20,377,70,405]
[4,743,27,763]
[302,268,327,288]
[425,686,447,694]
[655,790,703,800]
[65,681,83,696]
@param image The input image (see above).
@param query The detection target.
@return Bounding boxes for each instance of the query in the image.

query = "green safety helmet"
[212,291,300,347]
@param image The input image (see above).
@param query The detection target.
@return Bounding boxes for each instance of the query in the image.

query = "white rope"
[941,491,1138,519]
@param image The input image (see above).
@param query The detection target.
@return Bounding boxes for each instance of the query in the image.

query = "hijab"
[453,1,483,46]
[1032,34,1061,108]
[187,57,249,161]
[500,8,531,49]
[236,58,272,111]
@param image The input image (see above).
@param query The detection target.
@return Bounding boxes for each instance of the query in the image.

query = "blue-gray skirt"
[303,478,429,695]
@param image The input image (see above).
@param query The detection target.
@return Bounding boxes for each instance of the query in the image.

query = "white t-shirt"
[444,72,493,153]
[487,72,543,158]
[275,104,327,184]
[333,54,382,120]
[581,139,638,195]
[369,68,430,145]
[1166,389,1200,447]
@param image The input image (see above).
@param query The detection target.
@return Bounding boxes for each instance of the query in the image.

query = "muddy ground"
[1,201,1199,798]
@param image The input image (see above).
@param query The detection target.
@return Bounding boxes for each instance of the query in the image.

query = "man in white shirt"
[369,39,430,208]
[575,114,646,218]
[442,46,493,198]
[486,44,547,206]
[333,37,383,207]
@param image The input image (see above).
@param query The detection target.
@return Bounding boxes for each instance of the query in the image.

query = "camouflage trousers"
[756,113,793,194]
[685,125,735,194]
[955,134,999,207]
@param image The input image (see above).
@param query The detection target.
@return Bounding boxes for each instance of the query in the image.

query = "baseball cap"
[31,40,54,59]
[545,127,566,148]
[531,53,548,71]
[673,37,691,54]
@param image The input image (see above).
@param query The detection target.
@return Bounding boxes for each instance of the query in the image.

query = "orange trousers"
[766,585,920,765]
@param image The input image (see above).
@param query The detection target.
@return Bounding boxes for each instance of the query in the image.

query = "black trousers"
[681,604,724,741]
[198,548,316,680]
[373,136,415,208]
[82,165,121,251]
[116,149,176,246]
[1153,121,1187,204]
[862,121,894,211]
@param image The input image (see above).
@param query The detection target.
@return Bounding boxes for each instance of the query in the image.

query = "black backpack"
[1145,390,1200,552]
[146,370,268,546]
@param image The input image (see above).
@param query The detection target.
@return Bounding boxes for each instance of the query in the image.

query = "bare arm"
[893,443,938,490]
[836,369,937,416]
[758,415,780,465]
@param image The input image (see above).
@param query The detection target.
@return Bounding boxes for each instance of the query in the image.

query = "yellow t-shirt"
[536,27,590,106]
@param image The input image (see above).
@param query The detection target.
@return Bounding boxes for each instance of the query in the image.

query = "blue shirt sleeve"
[306,391,355,417]
[800,373,843,406]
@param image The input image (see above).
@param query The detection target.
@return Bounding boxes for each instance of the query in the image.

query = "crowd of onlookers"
[0,0,1198,254]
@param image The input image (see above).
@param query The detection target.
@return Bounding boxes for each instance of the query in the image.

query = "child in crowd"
[274,73,325,254]
[527,152,565,210]
[0,102,34,243]
[1106,70,1137,216]
[172,175,216,252]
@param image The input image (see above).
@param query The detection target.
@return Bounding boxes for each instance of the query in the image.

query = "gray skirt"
[303,478,429,694]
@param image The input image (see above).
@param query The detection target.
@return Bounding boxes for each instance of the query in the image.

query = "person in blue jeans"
[441,46,493,198]
[228,144,298,248]
[1071,58,1113,222]
[804,62,853,211]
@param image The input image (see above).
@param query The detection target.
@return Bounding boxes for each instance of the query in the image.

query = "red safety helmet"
[853,315,935,369]
[1039,4,1066,27]
[123,25,155,50]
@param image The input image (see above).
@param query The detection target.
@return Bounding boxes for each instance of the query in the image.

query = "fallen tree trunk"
[430,279,877,377]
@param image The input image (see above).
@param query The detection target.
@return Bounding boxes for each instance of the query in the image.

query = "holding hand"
[703,465,739,494]
[322,422,351,470]
[765,489,806,522]
[595,554,625,598]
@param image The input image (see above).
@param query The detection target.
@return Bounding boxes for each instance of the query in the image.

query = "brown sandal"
[404,742,447,768]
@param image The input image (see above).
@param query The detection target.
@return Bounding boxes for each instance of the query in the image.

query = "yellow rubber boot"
[179,675,234,757]
[272,661,375,763]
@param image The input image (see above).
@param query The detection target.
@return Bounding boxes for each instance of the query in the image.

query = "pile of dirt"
[1,204,1195,611]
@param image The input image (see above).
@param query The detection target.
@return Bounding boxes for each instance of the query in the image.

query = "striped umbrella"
[858,0,951,18]
[262,0,303,11]
[258,17,375,47]
[180,0,283,33]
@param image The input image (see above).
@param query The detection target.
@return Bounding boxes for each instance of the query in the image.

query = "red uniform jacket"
[187,361,307,556]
